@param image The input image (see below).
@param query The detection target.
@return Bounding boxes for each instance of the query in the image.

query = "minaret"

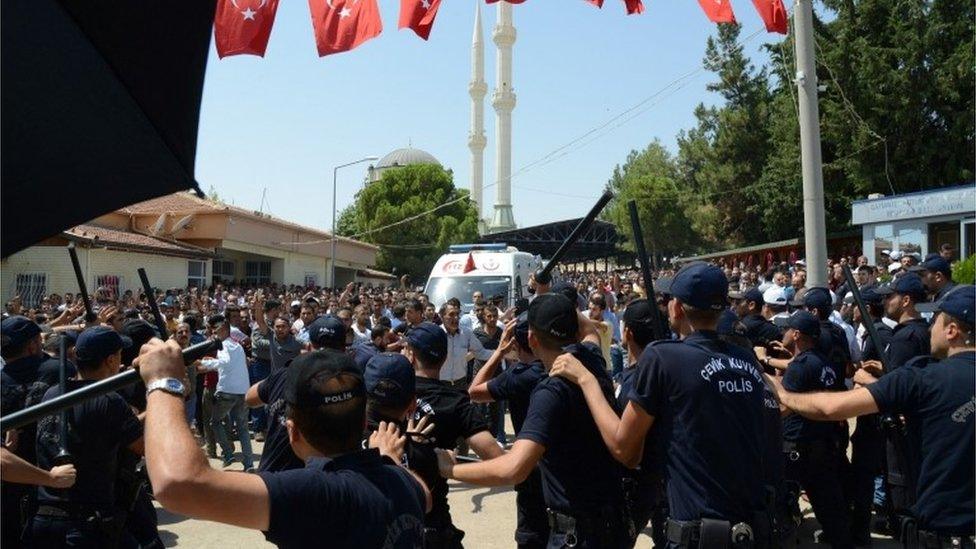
[468,2,487,232]
[488,0,516,233]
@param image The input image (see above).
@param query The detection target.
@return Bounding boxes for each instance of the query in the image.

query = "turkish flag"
[463,252,477,274]
[309,0,383,57]
[399,0,442,40]
[751,0,788,33]
[586,0,642,14]
[214,0,280,58]
[697,0,736,23]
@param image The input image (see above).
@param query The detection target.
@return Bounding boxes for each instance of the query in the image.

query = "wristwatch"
[146,378,187,398]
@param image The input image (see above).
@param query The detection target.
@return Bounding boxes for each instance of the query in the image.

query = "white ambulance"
[424,243,543,312]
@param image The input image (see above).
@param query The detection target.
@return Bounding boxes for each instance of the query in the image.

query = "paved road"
[154,436,899,548]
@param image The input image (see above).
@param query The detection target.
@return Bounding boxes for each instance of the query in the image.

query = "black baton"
[138,268,169,339]
[0,339,221,433]
[842,265,886,374]
[53,335,73,465]
[627,200,667,342]
[534,190,614,285]
[67,244,97,323]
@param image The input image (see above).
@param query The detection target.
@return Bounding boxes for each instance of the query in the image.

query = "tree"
[335,203,359,237]
[349,164,480,278]
[602,141,697,264]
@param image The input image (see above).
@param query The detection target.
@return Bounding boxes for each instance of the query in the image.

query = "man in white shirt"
[199,315,255,471]
[439,303,493,386]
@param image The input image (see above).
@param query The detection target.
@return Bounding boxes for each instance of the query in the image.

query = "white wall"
[1,246,200,302]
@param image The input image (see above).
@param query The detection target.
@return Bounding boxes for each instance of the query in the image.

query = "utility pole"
[794,0,828,286]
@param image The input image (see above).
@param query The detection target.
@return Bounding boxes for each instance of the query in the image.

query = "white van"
[424,243,543,312]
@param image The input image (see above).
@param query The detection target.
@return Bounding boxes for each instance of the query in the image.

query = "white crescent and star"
[231,0,267,21]
[420,0,431,8]
[326,0,359,18]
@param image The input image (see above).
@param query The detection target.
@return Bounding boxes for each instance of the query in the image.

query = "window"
[304,272,319,288]
[897,226,923,256]
[244,260,271,285]
[15,273,47,309]
[188,260,207,289]
[213,260,235,282]
[872,224,894,264]
[95,275,123,301]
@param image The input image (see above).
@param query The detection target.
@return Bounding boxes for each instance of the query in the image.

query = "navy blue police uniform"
[627,263,768,548]
[875,274,932,526]
[870,285,976,547]
[847,289,894,545]
[258,350,425,549]
[487,346,549,549]
[407,323,492,548]
[736,288,782,347]
[780,312,853,549]
[256,368,305,472]
[27,327,142,548]
[1,316,77,547]
[518,339,630,549]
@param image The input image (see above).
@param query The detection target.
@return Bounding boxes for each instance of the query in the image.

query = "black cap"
[909,255,952,277]
[122,319,158,345]
[917,285,974,324]
[285,350,364,410]
[364,353,416,407]
[76,326,133,363]
[550,282,579,306]
[621,298,655,326]
[307,315,346,348]
[1,316,41,346]
[527,293,578,341]
[794,286,832,310]
[405,322,448,362]
[875,272,927,301]
[786,311,820,338]
[669,262,729,311]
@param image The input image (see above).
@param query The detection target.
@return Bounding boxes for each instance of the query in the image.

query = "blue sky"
[195,0,784,233]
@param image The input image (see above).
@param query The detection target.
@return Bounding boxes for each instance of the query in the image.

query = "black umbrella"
[1,0,215,257]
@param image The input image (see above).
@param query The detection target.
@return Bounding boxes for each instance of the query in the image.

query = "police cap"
[669,262,729,311]
[1,316,41,346]
[364,353,416,408]
[527,293,578,341]
[285,350,364,409]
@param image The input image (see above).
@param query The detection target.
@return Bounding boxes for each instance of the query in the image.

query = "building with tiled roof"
[2,192,392,306]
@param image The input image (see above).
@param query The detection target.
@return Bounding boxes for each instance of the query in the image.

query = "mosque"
[366,2,518,236]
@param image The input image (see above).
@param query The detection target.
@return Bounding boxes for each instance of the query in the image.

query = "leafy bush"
[952,254,976,285]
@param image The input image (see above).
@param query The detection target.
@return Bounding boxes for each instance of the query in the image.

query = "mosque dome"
[367,147,442,183]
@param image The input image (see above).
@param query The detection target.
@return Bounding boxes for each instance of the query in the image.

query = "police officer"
[846,288,894,545]
[873,272,931,531]
[469,319,550,548]
[731,288,782,348]
[794,287,854,389]
[550,262,769,548]
[769,285,975,548]
[909,255,956,302]
[362,352,438,495]
[28,326,145,548]
[402,322,503,548]
[441,293,630,548]
[1,316,78,548]
[777,312,853,548]
[245,315,347,473]
[137,339,429,548]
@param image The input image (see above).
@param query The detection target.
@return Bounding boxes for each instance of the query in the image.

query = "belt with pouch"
[666,517,763,549]
[547,506,631,547]
[35,504,111,522]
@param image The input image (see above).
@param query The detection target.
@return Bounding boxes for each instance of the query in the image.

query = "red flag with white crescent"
[214,0,281,58]
[586,0,643,15]
[697,0,736,23]
[464,252,477,274]
[751,0,788,33]
[309,0,383,57]
[399,0,443,40]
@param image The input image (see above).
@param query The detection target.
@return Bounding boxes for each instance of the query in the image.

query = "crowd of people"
[0,244,972,549]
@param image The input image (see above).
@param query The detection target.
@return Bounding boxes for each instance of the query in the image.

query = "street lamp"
[332,156,379,288]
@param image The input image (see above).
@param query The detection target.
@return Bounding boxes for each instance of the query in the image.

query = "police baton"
[53,335,73,466]
[626,200,667,342]
[533,190,614,285]
[67,243,97,323]
[0,338,222,433]
[841,264,886,374]
[138,268,169,339]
